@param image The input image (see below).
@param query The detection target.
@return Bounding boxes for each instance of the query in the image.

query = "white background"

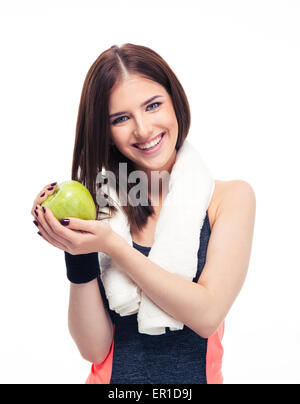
[0,0,299,384]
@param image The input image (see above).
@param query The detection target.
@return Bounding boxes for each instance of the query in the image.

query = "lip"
[133,132,165,147]
[133,132,166,155]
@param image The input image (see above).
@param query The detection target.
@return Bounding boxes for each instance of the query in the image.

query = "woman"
[31,43,256,384]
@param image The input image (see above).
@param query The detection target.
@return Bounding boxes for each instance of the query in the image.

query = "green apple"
[41,180,96,221]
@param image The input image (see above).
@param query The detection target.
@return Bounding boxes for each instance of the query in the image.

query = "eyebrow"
[109,95,164,119]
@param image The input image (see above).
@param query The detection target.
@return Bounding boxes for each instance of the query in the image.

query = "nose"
[133,115,153,143]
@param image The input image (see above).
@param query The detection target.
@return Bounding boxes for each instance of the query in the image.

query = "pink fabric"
[86,321,225,384]
[206,321,225,384]
[85,324,115,384]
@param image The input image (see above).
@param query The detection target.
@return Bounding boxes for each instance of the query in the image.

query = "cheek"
[111,130,129,146]
[161,109,177,130]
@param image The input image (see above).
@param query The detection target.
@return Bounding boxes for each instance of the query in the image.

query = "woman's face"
[109,74,179,175]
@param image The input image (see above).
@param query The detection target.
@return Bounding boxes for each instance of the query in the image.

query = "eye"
[146,102,162,111]
[111,102,162,125]
[112,116,129,125]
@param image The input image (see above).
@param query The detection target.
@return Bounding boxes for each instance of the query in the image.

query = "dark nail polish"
[60,219,70,226]
[40,192,45,198]
[33,220,39,227]
[47,187,54,191]
[50,182,57,186]
[42,206,46,214]
[37,232,42,236]
[34,210,39,217]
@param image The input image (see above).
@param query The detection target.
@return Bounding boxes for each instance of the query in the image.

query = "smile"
[133,132,165,150]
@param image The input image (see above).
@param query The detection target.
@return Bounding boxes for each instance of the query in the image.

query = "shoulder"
[208,180,256,229]
[220,180,256,215]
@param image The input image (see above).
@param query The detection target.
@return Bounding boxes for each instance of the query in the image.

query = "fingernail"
[42,206,46,214]
[60,219,70,226]
[50,182,57,186]
[37,232,42,236]
[33,220,39,227]
[40,192,45,197]
[47,187,54,191]
[34,210,39,218]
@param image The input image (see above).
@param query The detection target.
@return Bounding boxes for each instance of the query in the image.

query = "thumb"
[60,217,95,233]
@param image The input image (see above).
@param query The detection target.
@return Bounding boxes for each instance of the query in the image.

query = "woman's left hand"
[34,205,115,255]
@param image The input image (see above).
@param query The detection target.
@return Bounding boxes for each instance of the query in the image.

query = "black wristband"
[64,251,100,284]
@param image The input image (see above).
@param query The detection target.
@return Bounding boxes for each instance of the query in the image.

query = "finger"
[37,227,69,252]
[31,182,57,217]
[31,185,54,218]
[31,182,58,217]
[33,205,52,238]
[36,205,74,248]
[59,216,96,234]
[42,206,76,248]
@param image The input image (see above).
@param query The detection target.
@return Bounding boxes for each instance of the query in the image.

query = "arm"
[68,278,114,364]
[32,184,114,364]
[106,180,256,338]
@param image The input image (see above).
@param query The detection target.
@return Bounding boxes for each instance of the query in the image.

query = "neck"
[147,149,177,208]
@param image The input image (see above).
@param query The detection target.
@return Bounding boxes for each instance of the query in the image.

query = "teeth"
[136,134,163,150]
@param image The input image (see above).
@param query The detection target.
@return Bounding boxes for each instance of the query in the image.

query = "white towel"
[98,139,215,335]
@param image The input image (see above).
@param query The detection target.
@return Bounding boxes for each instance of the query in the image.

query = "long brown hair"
[71,43,191,231]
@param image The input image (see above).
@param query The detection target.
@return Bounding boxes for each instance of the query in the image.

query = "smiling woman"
[49,43,256,385]
[70,43,191,232]
[108,74,179,178]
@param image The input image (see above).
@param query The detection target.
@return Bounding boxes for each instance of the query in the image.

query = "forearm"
[68,278,113,363]
[107,233,215,337]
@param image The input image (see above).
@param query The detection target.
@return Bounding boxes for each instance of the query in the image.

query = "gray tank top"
[97,210,212,384]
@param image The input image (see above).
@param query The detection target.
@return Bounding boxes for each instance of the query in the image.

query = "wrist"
[103,231,123,256]
[64,251,100,284]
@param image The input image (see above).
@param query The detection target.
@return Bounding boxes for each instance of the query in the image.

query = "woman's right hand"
[31,182,70,251]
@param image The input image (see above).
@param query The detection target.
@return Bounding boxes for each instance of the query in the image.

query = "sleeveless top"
[86,210,225,384]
